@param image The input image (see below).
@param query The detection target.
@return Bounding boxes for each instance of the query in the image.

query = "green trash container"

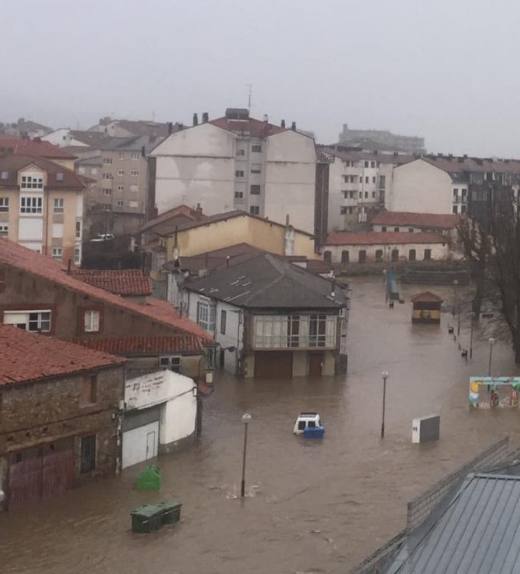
[158,501,182,524]
[135,465,161,492]
[130,504,162,533]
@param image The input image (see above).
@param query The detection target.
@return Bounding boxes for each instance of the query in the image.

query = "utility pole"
[381,371,389,439]
[240,413,252,498]
[246,84,253,112]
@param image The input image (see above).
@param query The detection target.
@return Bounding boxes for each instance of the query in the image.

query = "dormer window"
[0,171,8,180]
[56,172,64,181]
[21,175,43,190]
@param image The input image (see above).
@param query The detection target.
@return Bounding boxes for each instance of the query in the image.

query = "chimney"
[67,259,72,274]
[193,113,199,126]
[263,114,269,123]
[202,112,209,123]
[141,145,146,158]
[226,256,230,268]
[330,278,336,298]
[285,214,290,226]
[291,121,296,131]
[195,202,203,216]
[281,119,286,128]
[167,122,173,135]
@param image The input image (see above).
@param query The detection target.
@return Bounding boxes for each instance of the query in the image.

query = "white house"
[149,108,317,235]
[122,370,198,469]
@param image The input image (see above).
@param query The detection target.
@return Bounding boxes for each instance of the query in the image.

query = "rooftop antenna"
[246,84,253,112]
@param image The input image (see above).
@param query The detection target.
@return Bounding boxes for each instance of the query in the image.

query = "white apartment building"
[149,109,317,235]
[319,147,410,232]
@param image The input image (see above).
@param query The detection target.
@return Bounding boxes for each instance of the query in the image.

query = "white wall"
[323,241,450,263]
[122,421,159,469]
[42,129,89,148]
[389,159,453,213]
[264,130,316,234]
[160,391,196,446]
[151,123,236,215]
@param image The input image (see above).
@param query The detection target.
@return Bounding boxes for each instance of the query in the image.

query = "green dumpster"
[157,500,182,524]
[135,465,161,492]
[130,504,163,533]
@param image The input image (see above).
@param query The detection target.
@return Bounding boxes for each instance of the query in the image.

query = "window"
[250,185,261,195]
[0,171,8,180]
[119,152,126,160]
[130,170,139,177]
[323,251,332,264]
[80,435,96,473]
[129,201,139,208]
[340,206,347,215]
[252,144,262,152]
[235,170,245,177]
[375,249,383,262]
[364,192,368,199]
[379,175,386,188]
[117,185,124,191]
[372,191,376,198]
[0,224,7,236]
[129,184,138,193]
[347,206,353,214]
[131,152,140,160]
[103,173,113,180]
[391,249,399,262]
[364,161,369,168]
[461,205,467,214]
[251,165,261,174]
[117,169,124,177]
[75,220,81,239]
[74,247,81,264]
[287,315,300,348]
[116,200,124,207]
[250,205,260,215]
[21,175,43,190]
[91,168,98,176]
[424,249,432,261]
[0,197,8,212]
[237,149,246,156]
[3,310,51,332]
[409,249,416,261]
[453,188,458,199]
[220,309,227,335]
[54,198,64,213]
[343,175,348,184]
[56,173,64,182]
[197,301,216,332]
[84,310,100,333]
[358,250,367,263]
[371,161,376,168]
[408,228,414,233]
[103,188,111,195]
[52,247,63,260]
[309,314,327,347]
[358,192,363,199]
[372,176,376,183]
[78,166,85,175]
[20,196,42,214]
[382,226,387,232]
[365,176,369,184]
[394,227,399,232]
[341,250,349,264]
[453,205,458,214]
[80,375,97,406]
[234,191,244,199]
[103,157,112,165]
[159,356,181,373]
[462,189,467,199]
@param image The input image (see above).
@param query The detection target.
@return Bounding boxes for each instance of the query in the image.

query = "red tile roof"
[411,291,443,303]
[0,137,76,160]
[0,155,85,190]
[71,269,152,296]
[140,204,206,234]
[324,232,447,246]
[73,335,203,356]
[210,116,286,138]
[0,325,125,387]
[371,211,460,229]
[0,239,211,343]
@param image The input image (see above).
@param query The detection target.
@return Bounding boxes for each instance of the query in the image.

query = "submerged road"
[1,277,519,574]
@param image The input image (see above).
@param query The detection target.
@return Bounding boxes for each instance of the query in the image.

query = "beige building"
[0,155,84,264]
[158,210,318,262]
[149,108,317,235]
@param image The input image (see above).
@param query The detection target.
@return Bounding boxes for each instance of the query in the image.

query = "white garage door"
[122,421,159,469]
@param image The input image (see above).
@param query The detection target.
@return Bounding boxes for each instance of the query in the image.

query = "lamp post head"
[242,413,252,424]
[489,337,496,345]
[453,279,459,286]
[382,370,389,379]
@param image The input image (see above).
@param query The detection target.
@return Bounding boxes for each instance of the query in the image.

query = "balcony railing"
[253,333,336,350]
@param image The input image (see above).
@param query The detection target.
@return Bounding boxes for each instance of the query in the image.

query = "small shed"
[411,291,443,324]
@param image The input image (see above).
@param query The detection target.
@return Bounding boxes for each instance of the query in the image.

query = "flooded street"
[2,277,520,574]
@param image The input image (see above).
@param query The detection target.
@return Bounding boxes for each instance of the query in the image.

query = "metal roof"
[388,473,520,573]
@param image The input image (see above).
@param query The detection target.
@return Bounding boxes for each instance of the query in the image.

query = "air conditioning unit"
[412,414,440,443]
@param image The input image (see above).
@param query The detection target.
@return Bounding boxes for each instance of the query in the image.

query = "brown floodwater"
[1,277,519,574]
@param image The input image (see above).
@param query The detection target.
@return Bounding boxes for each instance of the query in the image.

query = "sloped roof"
[371,211,460,229]
[210,116,286,138]
[399,155,520,176]
[0,325,125,386]
[319,145,413,165]
[185,253,346,309]
[0,137,75,160]
[139,204,206,234]
[70,269,152,296]
[411,291,443,303]
[389,473,520,573]
[0,154,85,189]
[74,335,203,356]
[0,239,210,342]
[324,232,447,246]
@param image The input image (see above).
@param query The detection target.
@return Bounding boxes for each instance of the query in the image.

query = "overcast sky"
[3,0,520,156]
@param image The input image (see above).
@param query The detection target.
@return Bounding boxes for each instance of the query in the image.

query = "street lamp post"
[381,371,389,439]
[488,337,496,377]
[240,413,252,498]
[453,280,461,336]
[469,312,475,359]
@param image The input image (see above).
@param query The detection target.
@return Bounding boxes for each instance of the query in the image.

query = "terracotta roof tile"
[411,291,443,303]
[0,137,76,160]
[73,335,203,356]
[71,269,152,296]
[371,211,460,229]
[0,325,125,386]
[0,154,85,189]
[0,239,211,343]
[324,231,447,246]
